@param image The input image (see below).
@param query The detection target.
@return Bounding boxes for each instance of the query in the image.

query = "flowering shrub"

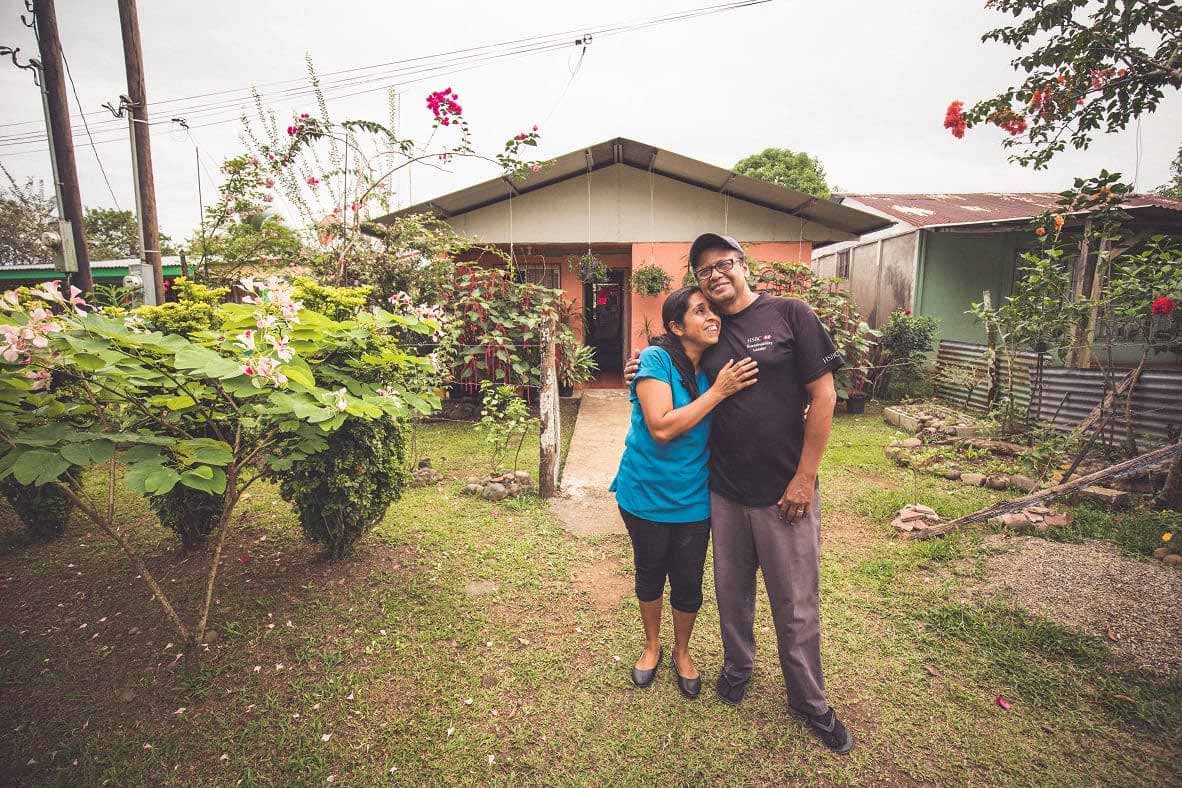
[0,278,436,662]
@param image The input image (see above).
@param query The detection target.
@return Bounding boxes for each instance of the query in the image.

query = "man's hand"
[623,351,640,385]
[777,472,815,522]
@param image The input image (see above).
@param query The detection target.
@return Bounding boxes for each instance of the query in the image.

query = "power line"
[0,1,775,151]
[60,43,121,209]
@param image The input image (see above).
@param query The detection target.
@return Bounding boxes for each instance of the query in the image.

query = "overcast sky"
[2,0,1178,244]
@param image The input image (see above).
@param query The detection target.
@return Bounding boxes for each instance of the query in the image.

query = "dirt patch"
[968,534,1182,673]
[464,579,499,597]
[572,555,630,612]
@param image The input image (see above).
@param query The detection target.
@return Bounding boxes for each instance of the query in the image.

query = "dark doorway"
[583,269,626,374]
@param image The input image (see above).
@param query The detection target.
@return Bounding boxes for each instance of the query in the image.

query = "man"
[625,233,852,754]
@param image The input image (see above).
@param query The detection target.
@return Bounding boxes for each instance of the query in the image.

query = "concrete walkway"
[550,390,630,537]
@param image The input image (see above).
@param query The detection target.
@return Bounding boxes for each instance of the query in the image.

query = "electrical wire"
[0,1,775,152]
[60,44,121,209]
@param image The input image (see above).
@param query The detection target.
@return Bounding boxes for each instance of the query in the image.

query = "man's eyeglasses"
[693,257,741,281]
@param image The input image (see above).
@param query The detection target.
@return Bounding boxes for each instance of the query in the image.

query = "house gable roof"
[372,137,894,240]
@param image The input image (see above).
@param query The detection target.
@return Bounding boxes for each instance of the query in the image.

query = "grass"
[0,404,1178,785]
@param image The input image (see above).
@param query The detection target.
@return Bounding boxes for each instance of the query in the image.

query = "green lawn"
[1,406,1178,785]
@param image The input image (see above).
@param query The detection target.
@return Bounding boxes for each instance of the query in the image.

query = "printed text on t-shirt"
[744,334,774,353]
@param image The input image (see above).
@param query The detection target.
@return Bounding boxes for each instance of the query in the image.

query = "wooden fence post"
[538,314,561,498]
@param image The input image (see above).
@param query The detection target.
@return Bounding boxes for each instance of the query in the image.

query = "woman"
[610,286,757,697]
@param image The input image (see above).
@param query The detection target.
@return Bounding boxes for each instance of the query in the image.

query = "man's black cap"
[688,233,743,270]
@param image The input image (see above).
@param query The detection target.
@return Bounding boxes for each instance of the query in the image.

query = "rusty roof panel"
[842,193,1182,229]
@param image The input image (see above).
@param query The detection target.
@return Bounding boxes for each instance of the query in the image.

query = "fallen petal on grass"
[995,695,1012,711]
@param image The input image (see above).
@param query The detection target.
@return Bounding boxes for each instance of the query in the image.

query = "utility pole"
[116,0,163,300]
[6,0,94,292]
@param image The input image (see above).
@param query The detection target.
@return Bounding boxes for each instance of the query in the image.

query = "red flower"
[1151,296,1176,316]
[286,126,296,136]
[989,108,1027,136]
[944,101,966,139]
[532,125,538,132]
[904,308,912,316]
[1035,226,1047,237]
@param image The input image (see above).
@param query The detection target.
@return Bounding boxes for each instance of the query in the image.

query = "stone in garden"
[891,518,915,533]
[985,475,1011,491]
[954,425,979,438]
[909,504,937,515]
[463,484,481,495]
[988,515,1005,526]
[484,483,509,501]
[943,469,962,480]
[1163,554,1182,566]
[1009,475,1038,492]
[202,630,220,645]
[1152,547,1169,559]
[1023,511,1044,523]
[513,471,531,485]
[961,473,986,486]
[883,407,903,427]
[898,413,921,432]
[1042,512,1071,528]
[1079,486,1130,509]
[901,438,923,449]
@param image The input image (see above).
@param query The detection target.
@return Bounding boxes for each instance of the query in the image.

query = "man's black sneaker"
[791,706,854,754]
[714,670,749,705]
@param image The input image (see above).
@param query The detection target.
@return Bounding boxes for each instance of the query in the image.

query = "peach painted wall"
[628,241,812,355]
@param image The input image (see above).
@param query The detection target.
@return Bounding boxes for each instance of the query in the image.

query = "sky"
[1,0,1179,246]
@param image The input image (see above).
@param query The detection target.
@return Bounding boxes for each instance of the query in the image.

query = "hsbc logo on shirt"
[744,334,775,353]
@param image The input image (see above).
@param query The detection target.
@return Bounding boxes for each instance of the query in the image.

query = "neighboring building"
[372,137,891,383]
[813,192,1182,363]
[0,256,185,288]
[812,193,1182,443]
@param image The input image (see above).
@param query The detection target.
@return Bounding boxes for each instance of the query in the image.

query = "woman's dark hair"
[650,286,706,399]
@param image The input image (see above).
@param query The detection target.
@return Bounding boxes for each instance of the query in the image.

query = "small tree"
[0,168,54,267]
[0,277,435,664]
[733,148,832,199]
[871,309,938,401]
[84,208,175,261]
[476,381,537,473]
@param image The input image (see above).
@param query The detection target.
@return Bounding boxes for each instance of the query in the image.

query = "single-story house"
[812,192,1182,364]
[812,193,1182,441]
[373,137,891,384]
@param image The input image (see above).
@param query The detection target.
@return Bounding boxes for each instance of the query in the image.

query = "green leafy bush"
[135,300,221,335]
[171,277,229,305]
[872,308,939,400]
[292,277,372,320]
[149,482,225,549]
[278,416,407,558]
[0,476,74,541]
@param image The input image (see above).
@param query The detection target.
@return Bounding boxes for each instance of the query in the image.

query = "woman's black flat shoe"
[631,647,662,688]
[671,652,701,699]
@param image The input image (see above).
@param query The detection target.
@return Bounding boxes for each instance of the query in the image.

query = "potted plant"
[568,253,607,284]
[631,263,672,297]
[558,337,599,396]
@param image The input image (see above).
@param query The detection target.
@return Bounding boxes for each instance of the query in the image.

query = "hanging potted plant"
[568,252,607,284]
[631,263,672,297]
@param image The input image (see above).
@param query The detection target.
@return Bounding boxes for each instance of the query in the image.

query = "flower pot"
[845,393,866,415]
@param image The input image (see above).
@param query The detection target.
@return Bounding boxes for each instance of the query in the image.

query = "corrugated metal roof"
[371,137,894,240]
[0,255,184,272]
[840,192,1182,229]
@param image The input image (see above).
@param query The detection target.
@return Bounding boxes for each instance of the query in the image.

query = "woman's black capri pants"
[619,507,710,613]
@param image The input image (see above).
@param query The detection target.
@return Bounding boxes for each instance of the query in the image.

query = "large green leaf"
[60,440,115,467]
[173,346,244,380]
[11,423,74,447]
[177,438,233,466]
[125,459,180,496]
[179,466,226,494]
[281,364,315,389]
[11,449,71,486]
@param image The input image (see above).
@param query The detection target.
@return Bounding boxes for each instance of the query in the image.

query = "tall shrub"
[1,476,74,541]
[278,416,406,558]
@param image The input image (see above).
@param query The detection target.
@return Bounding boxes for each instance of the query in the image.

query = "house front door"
[583,269,626,377]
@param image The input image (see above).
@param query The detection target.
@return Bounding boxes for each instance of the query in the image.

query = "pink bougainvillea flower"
[995,695,1012,711]
[1151,296,1176,316]
[944,100,967,139]
[532,125,538,132]
[286,126,297,136]
[306,176,320,186]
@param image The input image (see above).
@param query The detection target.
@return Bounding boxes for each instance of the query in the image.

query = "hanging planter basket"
[568,253,607,284]
[631,263,672,297]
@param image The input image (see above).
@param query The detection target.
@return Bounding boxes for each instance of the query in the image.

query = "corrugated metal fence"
[936,341,1182,445]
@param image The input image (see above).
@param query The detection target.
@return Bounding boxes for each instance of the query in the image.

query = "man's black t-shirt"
[700,294,843,507]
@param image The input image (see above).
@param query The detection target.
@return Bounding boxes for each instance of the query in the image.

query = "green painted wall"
[916,231,1018,345]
